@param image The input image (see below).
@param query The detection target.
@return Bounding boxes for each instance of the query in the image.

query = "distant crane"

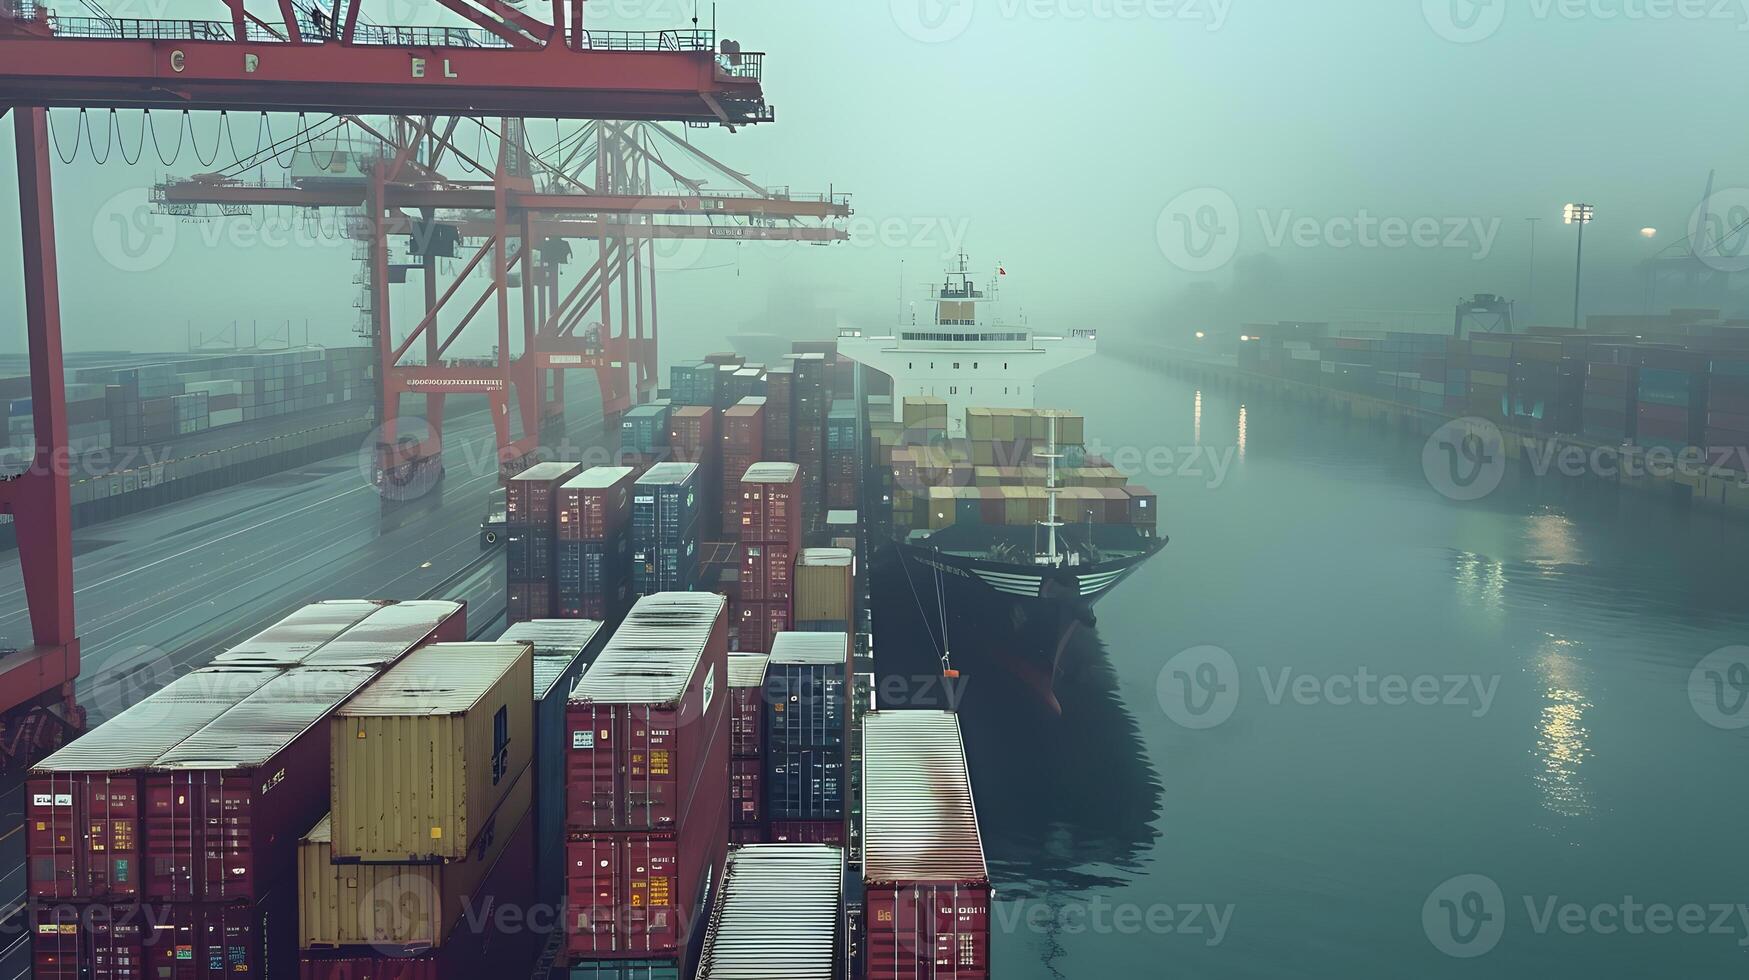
[1453,294,1516,338]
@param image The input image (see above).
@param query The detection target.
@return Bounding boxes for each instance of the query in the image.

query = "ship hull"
[887,536,1159,713]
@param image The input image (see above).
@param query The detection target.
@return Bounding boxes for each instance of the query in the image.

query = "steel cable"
[46,108,81,164]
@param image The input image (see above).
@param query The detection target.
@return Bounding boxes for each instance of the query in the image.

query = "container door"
[621,834,681,955]
[622,706,680,829]
[143,775,201,900]
[935,884,991,979]
[26,774,79,900]
[565,835,619,958]
[91,906,148,980]
[200,776,255,902]
[566,704,618,831]
[31,904,87,980]
[86,775,142,899]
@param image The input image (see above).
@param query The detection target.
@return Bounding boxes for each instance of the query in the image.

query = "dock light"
[1239,335,1251,342]
[1195,331,1206,340]
[1641,228,1658,238]
[1564,203,1595,329]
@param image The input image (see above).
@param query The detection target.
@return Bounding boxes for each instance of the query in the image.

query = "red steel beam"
[0,42,767,122]
[158,181,848,219]
[0,108,80,702]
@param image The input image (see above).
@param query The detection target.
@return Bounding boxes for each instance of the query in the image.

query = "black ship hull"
[887,534,1162,713]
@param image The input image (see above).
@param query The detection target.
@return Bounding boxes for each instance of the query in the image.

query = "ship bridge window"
[952,363,960,370]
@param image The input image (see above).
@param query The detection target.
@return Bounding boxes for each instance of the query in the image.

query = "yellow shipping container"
[902,396,948,429]
[330,642,534,863]
[927,487,958,529]
[298,764,533,948]
[965,408,996,443]
[794,548,856,624]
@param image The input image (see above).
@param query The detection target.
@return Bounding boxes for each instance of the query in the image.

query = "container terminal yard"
[4,4,1749,979]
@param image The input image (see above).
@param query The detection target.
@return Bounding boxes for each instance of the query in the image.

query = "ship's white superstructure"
[837,256,1096,437]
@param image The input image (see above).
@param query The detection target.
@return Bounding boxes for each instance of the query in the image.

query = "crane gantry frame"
[0,0,828,766]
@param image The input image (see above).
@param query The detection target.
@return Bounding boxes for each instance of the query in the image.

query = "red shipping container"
[505,461,583,526]
[145,891,296,980]
[29,603,462,904]
[557,466,637,543]
[563,808,728,960]
[507,581,552,624]
[864,711,991,980]
[730,759,762,825]
[728,826,766,845]
[566,594,728,831]
[737,541,796,603]
[769,819,843,846]
[727,654,768,759]
[765,601,792,644]
[31,903,149,980]
[723,399,766,451]
[143,666,378,902]
[668,406,717,463]
[739,462,802,546]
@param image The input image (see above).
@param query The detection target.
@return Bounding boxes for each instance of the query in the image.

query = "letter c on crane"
[170,50,186,72]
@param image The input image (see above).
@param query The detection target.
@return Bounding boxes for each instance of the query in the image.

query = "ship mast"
[1036,414,1063,566]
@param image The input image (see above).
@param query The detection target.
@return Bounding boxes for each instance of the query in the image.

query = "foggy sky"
[3,0,1748,361]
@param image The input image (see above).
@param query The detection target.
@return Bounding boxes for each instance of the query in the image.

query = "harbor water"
[873,351,1749,978]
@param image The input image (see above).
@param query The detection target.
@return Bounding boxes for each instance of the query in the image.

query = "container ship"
[839,257,1167,712]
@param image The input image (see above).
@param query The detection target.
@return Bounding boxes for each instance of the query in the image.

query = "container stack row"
[556,466,638,622]
[727,653,770,845]
[28,599,466,980]
[300,640,539,978]
[734,462,803,653]
[862,710,993,980]
[720,397,767,537]
[506,461,584,624]
[631,462,702,596]
[565,593,730,978]
[766,632,852,847]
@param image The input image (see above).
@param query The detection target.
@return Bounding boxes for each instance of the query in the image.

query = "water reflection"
[1237,404,1248,460]
[1531,637,1595,825]
[1193,389,1203,446]
[1450,550,1508,619]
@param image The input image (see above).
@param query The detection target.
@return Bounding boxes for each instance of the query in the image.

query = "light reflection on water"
[1532,636,1595,824]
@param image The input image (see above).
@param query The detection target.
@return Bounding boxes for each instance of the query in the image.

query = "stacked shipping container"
[727,654,769,845]
[794,548,856,634]
[497,619,610,908]
[735,462,802,652]
[862,711,991,980]
[29,599,465,980]
[631,463,701,596]
[720,398,766,537]
[556,467,637,621]
[565,593,731,977]
[669,407,720,539]
[506,462,583,624]
[765,632,850,846]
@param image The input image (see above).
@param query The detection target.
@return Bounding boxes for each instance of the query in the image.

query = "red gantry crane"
[152,115,849,488]
[0,0,811,766]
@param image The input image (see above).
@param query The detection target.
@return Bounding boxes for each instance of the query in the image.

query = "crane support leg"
[0,110,82,760]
